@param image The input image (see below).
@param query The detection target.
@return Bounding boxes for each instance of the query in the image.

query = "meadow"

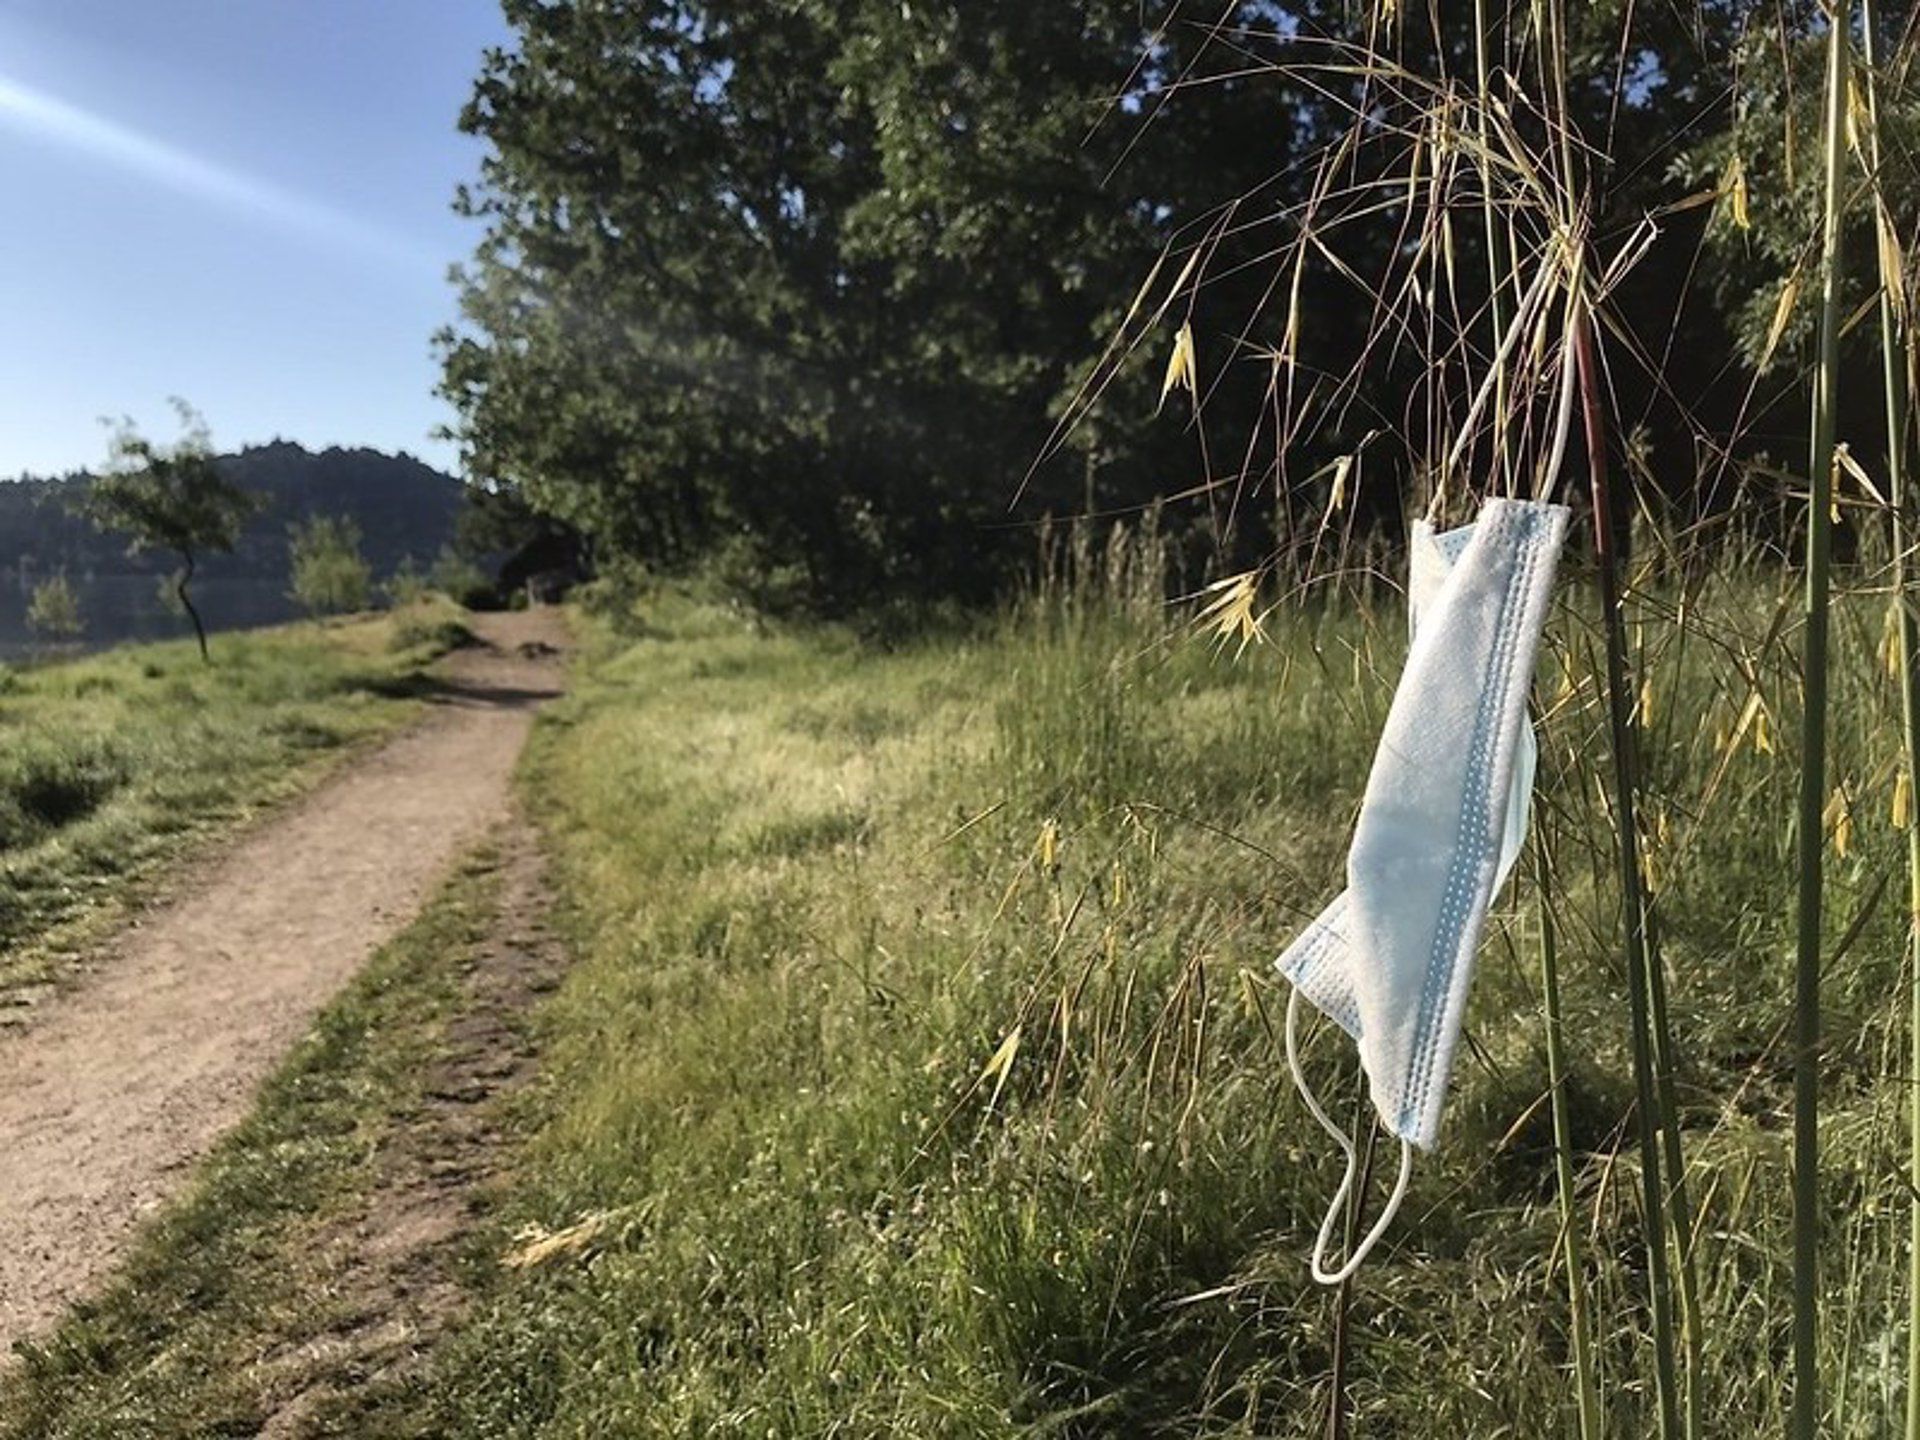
[2,541,1915,1436]
[412,558,1910,1437]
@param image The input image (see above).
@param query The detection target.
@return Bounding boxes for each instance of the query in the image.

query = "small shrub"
[576,562,659,636]
[288,515,373,617]
[429,547,493,608]
[26,574,84,642]
[384,556,429,608]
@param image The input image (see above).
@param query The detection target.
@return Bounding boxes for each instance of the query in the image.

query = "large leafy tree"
[439,1,1306,606]
[444,2,1838,598]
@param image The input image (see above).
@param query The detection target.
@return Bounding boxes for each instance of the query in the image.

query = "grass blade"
[1856,2,1920,1432]
[1791,12,1851,1437]
[1574,289,1681,1440]
[1537,825,1603,1438]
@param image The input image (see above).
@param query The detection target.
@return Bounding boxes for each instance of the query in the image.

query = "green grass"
[8,563,1920,1435]
[386,573,1916,1436]
[0,600,467,991]
[375,586,1552,1434]
[0,845,508,1438]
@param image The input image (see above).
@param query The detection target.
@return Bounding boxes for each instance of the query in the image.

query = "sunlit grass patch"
[384,560,1920,1435]
[0,611,458,987]
[384,589,1403,1436]
[16,553,1910,1434]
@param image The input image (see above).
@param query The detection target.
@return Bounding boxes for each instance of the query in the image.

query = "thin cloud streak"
[0,73,442,273]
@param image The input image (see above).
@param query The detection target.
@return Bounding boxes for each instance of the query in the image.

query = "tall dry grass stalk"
[1575,293,1682,1440]
[1792,9,1851,1437]
[1535,827,1602,1438]
[1049,3,1898,1429]
[1857,2,1920,1432]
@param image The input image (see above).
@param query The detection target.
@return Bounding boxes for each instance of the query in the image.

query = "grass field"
[417,571,1918,1436]
[0,601,468,995]
[6,559,1918,1435]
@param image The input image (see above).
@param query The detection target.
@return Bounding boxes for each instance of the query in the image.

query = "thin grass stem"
[1473,0,1512,494]
[1325,1092,1377,1440]
[1644,900,1705,1439]
[1856,3,1920,1433]
[1791,12,1851,1438]
[1536,825,1602,1438]
[1574,289,1681,1440]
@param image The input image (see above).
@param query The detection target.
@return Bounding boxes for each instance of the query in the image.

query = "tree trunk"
[176,549,209,663]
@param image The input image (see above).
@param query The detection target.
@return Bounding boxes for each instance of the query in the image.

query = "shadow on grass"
[349,672,561,710]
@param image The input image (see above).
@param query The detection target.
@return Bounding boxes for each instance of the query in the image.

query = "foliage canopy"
[441,3,1920,603]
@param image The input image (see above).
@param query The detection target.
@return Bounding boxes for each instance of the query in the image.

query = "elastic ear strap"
[1286,987,1353,1153]
[1311,1140,1413,1286]
[1285,988,1416,1287]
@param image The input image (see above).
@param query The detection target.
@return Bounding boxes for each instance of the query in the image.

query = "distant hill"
[0,442,467,658]
[0,441,464,584]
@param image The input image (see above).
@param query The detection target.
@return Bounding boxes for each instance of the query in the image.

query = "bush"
[288,515,373,617]
[428,547,493,608]
[388,612,477,657]
[573,560,659,636]
[26,574,84,642]
[384,557,430,608]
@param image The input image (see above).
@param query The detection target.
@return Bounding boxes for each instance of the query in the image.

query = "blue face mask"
[1277,497,1570,1282]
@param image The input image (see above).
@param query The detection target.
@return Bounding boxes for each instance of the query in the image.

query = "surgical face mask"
[1277,497,1569,1282]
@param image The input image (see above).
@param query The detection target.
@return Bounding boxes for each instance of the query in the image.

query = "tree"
[84,401,255,661]
[455,483,580,571]
[445,3,1840,596]
[439,1,1301,606]
[1666,7,1920,530]
[25,573,83,643]
[287,514,373,617]
[385,555,429,608]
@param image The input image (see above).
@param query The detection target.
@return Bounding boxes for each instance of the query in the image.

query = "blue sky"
[0,1,512,478]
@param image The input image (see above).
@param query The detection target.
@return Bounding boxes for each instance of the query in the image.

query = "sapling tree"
[84,401,255,662]
[25,573,83,643]
[287,514,372,618]
[384,555,428,608]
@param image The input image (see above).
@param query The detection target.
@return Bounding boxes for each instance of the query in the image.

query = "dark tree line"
[439,2,1920,607]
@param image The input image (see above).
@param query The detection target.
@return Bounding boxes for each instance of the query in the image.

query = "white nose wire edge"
[1285,986,1415,1286]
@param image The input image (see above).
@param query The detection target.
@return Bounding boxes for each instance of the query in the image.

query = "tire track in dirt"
[0,609,567,1354]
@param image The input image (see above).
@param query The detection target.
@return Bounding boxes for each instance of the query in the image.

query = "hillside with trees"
[0,442,463,585]
[0,441,465,655]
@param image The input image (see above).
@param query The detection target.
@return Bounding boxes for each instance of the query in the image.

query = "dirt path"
[255,824,568,1435]
[0,609,568,1355]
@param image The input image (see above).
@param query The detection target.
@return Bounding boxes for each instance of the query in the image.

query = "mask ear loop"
[1285,987,1415,1286]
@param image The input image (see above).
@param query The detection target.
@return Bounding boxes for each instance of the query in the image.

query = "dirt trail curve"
[0,608,568,1355]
